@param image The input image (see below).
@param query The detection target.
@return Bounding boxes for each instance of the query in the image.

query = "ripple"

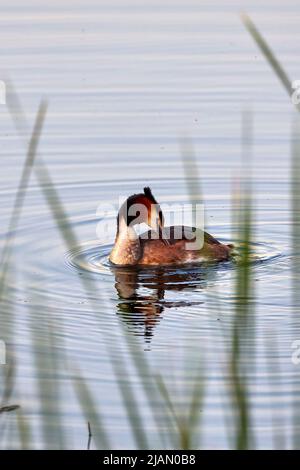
[65,237,284,278]
[65,241,113,276]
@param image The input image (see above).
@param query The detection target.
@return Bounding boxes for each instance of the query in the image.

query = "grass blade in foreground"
[241,13,292,100]
[242,10,300,449]
[229,111,254,450]
[0,101,47,299]
[0,102,47,448]
[6,88,111,449]
[291,119,300,448]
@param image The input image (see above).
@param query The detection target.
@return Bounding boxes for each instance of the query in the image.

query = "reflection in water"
[111,264,218,343]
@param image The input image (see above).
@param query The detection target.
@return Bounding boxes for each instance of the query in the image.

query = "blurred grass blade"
[229,110,254,450]
[156,374,185,448]
[29,306,66,449]
[5,86,111,449]
[121,333,174,448]
[0,359,16,410]
[187,362,205,448]
[0,101,47,299]
[231,190,252,449]
[179,136,203,205]
[291,118,300,449]
[5,80,79,249]
[5,77,30,137]
[72,369,111,449]
[0,101,47,449]
[242,13,300,448]
[241,13,292,98]
[16,410,32,450]
[110,350,149,449]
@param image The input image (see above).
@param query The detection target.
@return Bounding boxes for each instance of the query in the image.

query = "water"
[0,0,299,449]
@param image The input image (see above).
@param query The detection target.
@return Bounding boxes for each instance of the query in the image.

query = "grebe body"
[109,188,232,266]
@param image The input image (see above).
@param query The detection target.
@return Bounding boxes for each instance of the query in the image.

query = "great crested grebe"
[109,187,233,266]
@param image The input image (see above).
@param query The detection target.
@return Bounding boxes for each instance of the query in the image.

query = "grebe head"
[110,188,168,266]
[117,187,165,236]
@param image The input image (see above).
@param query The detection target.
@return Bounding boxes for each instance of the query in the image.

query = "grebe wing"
[140,226,221,246]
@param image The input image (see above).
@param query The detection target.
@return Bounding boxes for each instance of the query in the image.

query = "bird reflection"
[110,264,217,344]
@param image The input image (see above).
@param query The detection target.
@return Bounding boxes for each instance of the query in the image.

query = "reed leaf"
[241,13,292,99]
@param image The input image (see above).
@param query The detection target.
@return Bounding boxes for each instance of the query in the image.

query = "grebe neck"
[109,225,141,266]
